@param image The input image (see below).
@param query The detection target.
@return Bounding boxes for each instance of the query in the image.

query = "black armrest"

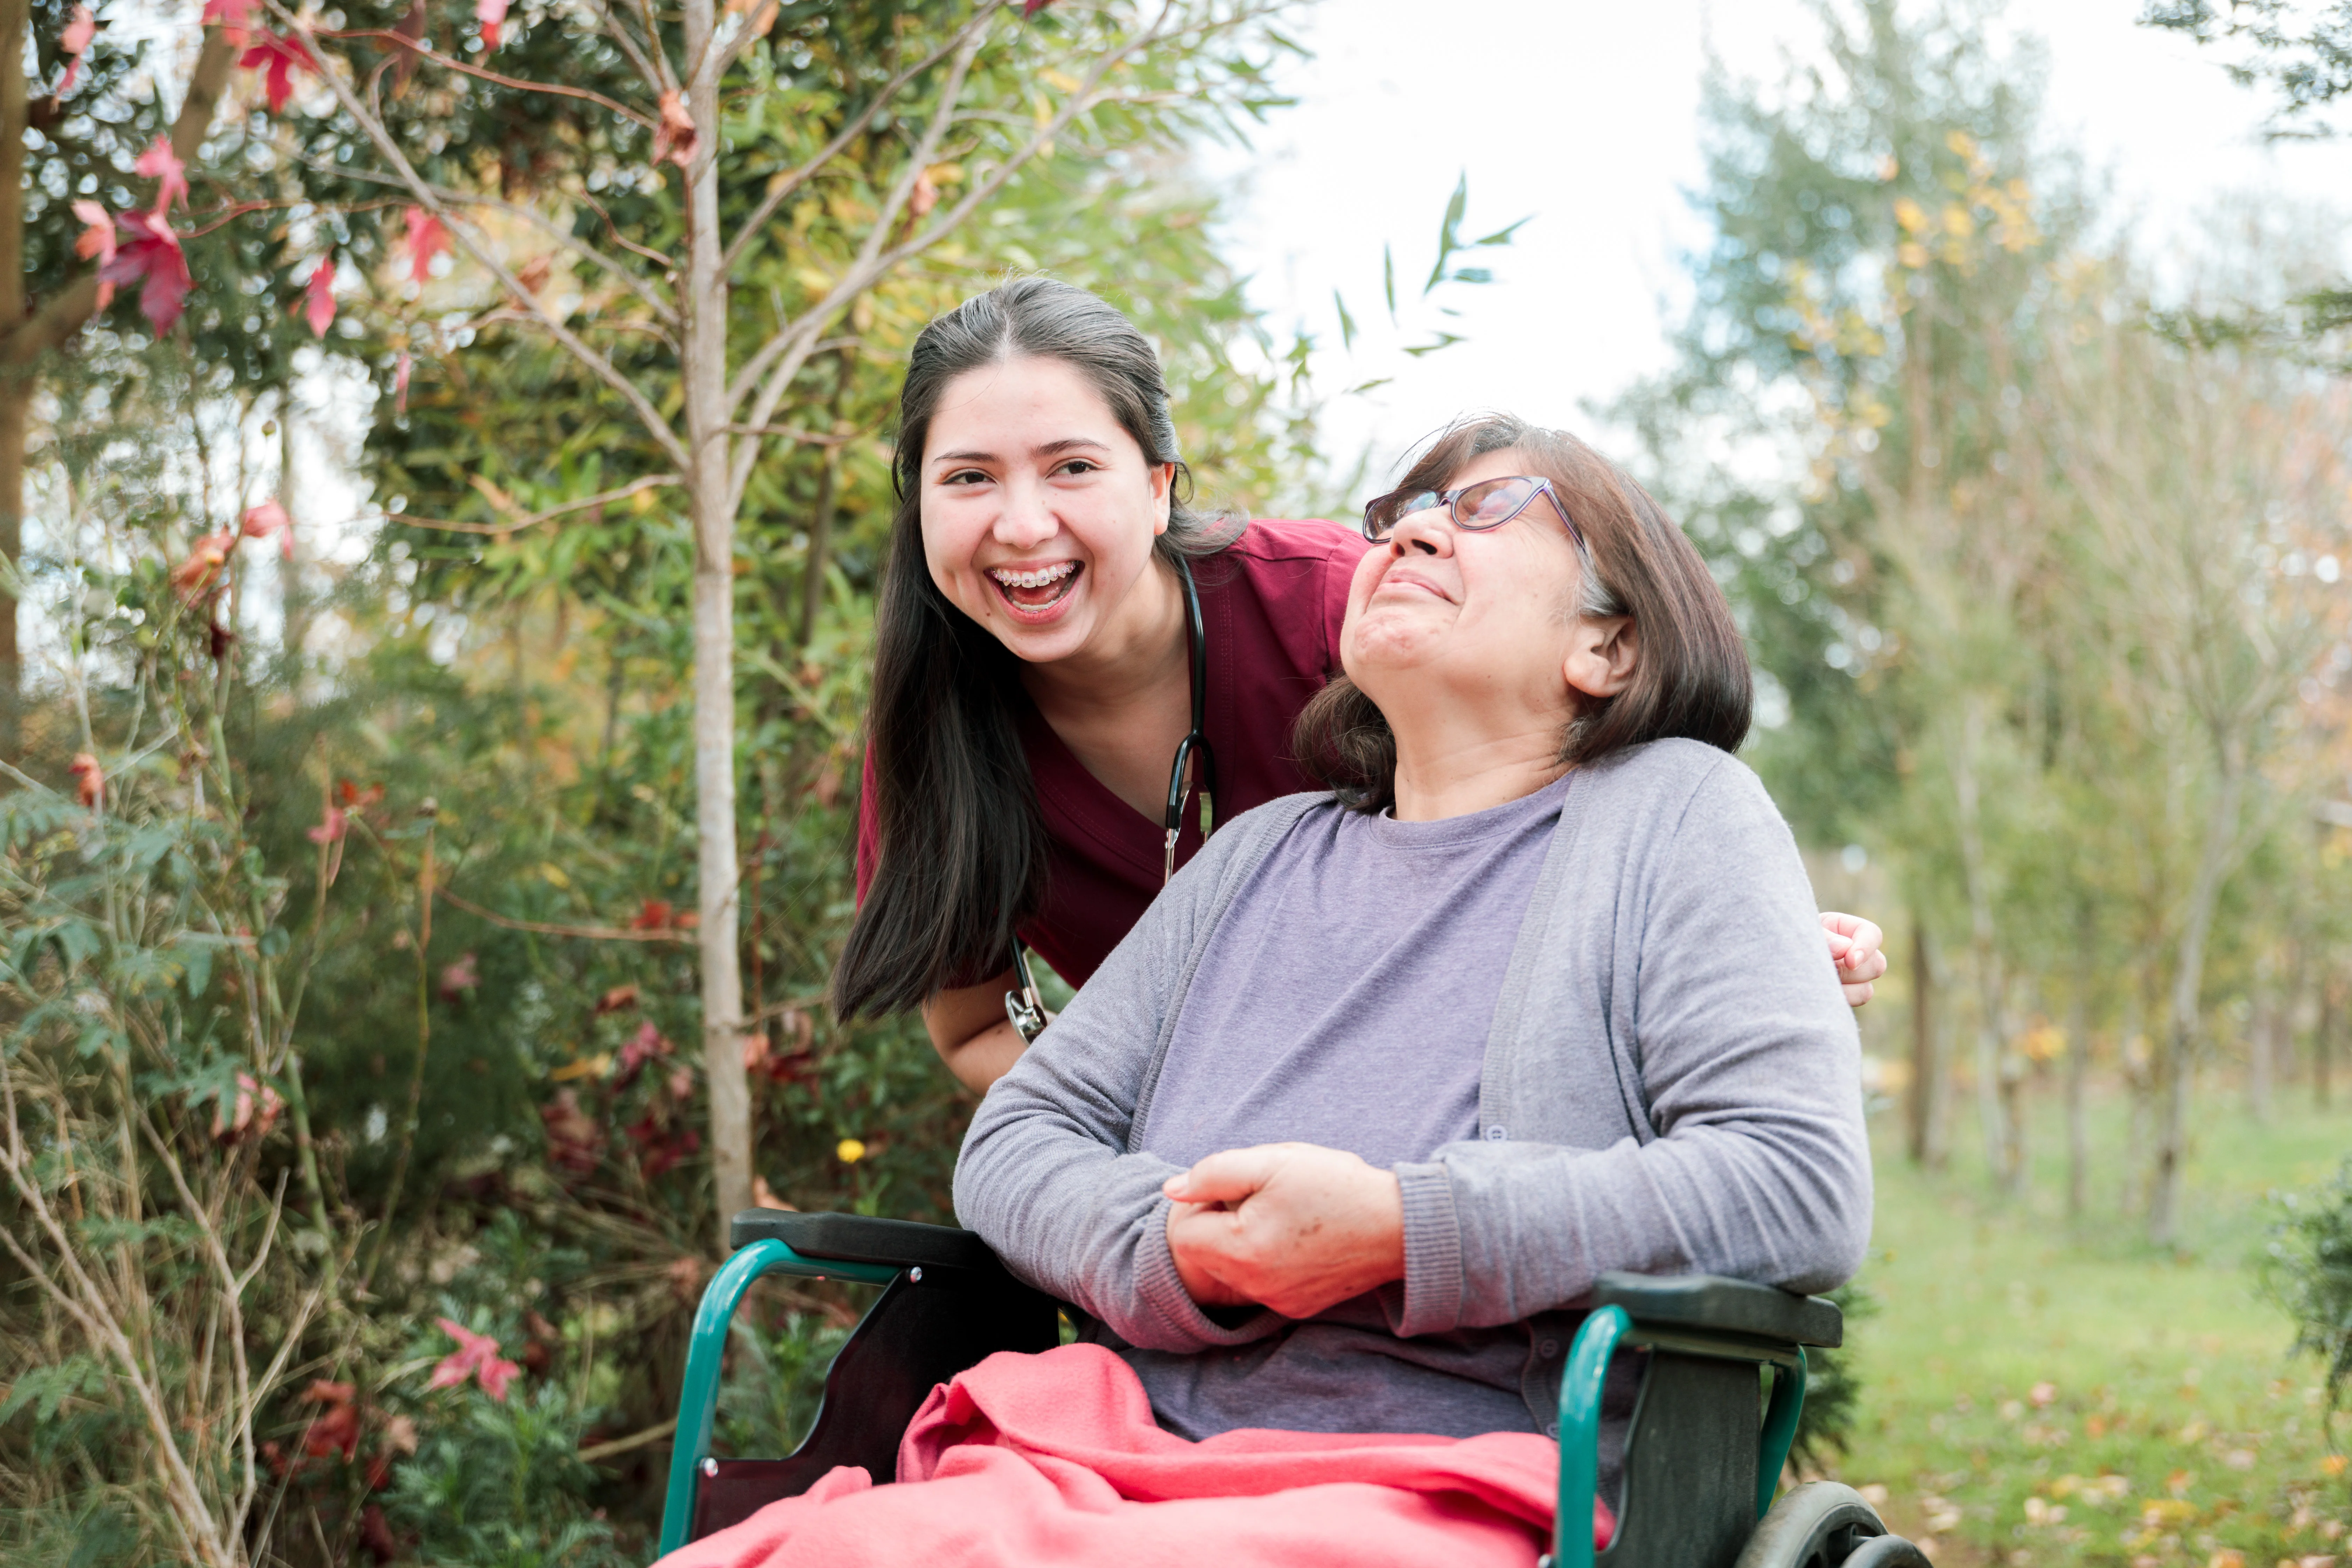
[1590,1272,1843,1348]
[729,1210,1005,1275]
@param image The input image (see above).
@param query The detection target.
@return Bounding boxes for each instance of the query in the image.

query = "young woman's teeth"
[992,563,1076,590]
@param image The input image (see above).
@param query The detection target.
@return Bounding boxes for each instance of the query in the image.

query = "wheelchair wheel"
[1734,1481,1926,1568]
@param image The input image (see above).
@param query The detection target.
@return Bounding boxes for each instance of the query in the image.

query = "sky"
[1201,0,2352,496]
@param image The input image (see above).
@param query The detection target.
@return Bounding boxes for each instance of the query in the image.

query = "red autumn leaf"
[626,1111,700,1179]
[1023,0,1053,14]
[337,778,386,809]
[594,983,639,1015]
[614,1020,671,1087]
[403,206,449,284]
[629,897,674,931]
[58,5,94,96]
[476,0,508,50]
[358,1503,398,1563]
[438,952,479,1001]
[298,1379,361,1462]
[650,90,696,169]
[70,199,113,264]
[99,209,192,334]
[170,528,234,601]
[539,1089,602,1177]
[134,135,187,213]
[67,752,102,810]
[201,0,255,41]
[292,254,335,337]
[239,30,315,114]
[428,1318,520,1402]
[211,1072,284,1145]
[70,200,117,310]
[240,498,293,558]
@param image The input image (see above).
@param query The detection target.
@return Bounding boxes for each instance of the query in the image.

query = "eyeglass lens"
[1364,476,1541,540]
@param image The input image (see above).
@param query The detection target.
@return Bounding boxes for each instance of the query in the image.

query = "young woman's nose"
[990,475,1059,549]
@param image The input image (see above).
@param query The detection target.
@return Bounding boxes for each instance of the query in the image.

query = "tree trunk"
[797,442,840,650]
[0,0,27,759]
[1908,915,1947,1168]
[2320,962,2340,1111]
[682,0,754,1246]
[2249,944,2277,1124]
[1948,702,2013,1190]
[2065,976,2089,1220]
[2149,757,2246,1246]
[2121,984,2149,1214]
[0,19,237,757]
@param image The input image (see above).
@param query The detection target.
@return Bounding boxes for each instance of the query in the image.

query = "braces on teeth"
[992,563,1077,590]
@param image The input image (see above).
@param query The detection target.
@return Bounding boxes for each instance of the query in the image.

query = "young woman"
[666,414,1869,1568]
[832,278,1886,1092]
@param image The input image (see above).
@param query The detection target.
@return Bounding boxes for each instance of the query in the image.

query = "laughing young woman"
[829,278,1887,1091]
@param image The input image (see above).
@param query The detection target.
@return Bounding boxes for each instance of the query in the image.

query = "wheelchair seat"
[656,1210,1927,1568]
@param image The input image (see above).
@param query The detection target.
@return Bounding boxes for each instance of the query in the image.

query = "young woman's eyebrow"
[929,436,1114,468]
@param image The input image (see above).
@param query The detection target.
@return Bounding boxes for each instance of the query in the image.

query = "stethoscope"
[1005,555,1216,1044]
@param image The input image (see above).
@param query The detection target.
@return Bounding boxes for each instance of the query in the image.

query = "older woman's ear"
[1563,615,1639,702]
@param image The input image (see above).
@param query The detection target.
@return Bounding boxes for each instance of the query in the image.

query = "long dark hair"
[832,277,1234,1019]
[1294,413,1752,813]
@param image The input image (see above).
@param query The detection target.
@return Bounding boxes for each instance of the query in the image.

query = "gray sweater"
[954,739,1872,1435]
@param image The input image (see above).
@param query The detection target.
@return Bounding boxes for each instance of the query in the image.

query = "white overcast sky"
[1201,0,2352,496]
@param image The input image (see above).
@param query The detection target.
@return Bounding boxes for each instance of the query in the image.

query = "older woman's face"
[1340,447,1598,730]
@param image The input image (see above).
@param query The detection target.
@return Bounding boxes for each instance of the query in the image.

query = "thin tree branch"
[278,152,679,324]
[377,473,681,538]
[726,1,1196,511]
[275,0,693,472]
[321,28,657,126]
[435,885,696,943]
[718,1,1009,276]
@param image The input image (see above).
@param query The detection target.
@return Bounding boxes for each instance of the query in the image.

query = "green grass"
[1823,1083,2352,1567]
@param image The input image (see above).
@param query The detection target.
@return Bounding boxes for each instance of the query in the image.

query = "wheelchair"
[655,1210,1930,1568]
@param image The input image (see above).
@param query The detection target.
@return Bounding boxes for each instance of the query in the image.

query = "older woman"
[954,412,1870,1442]
[667,415,1871,1568]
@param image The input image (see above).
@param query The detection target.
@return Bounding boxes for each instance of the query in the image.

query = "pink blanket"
[658,1343,1609,1568]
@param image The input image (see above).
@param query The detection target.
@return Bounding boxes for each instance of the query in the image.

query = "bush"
[2262,1159,2352,1421]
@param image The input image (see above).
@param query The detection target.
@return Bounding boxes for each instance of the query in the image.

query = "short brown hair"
[1293,413,1751,812]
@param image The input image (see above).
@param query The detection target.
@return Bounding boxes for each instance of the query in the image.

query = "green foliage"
[1792,1279,1879,1469]
[382,1385,632,1568]
[2263,1158,2352,1423]
[714,1306,858,1458]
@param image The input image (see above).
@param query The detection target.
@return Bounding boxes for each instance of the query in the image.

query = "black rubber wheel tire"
[1733,1482,1900,1568]
[1839,1535,1934,1567]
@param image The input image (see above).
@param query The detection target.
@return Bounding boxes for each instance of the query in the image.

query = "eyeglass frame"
[1359,475,1586,550]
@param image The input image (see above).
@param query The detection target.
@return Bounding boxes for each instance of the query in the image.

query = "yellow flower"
[836,1138,867,1164]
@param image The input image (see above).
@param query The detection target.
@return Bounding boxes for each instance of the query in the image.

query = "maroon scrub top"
[855,518,1372,989]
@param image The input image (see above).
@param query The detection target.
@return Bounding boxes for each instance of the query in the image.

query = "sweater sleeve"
[953,806,1295,1353]
[1391,759,1872,1335]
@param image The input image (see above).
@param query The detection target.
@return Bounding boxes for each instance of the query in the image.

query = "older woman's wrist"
[1392,1162,1465,1336]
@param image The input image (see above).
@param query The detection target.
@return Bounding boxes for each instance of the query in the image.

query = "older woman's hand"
[1161,1143,1406,1319]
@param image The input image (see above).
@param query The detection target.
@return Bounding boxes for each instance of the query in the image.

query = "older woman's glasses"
[1360,475,1583,547]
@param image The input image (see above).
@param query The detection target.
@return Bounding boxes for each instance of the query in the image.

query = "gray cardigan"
[954,739,1871,1379]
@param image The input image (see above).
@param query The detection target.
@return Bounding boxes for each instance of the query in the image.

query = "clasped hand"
[1162,1142,1406,1320]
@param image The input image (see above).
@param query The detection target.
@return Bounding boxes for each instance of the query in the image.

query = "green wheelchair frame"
[656,1210,1928,1568]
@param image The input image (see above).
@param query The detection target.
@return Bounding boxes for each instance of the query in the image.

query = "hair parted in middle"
[1292,412,1752,814]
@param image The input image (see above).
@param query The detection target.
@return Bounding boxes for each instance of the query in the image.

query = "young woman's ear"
[1563,616,1639,702]
[1151,462,1175,535]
